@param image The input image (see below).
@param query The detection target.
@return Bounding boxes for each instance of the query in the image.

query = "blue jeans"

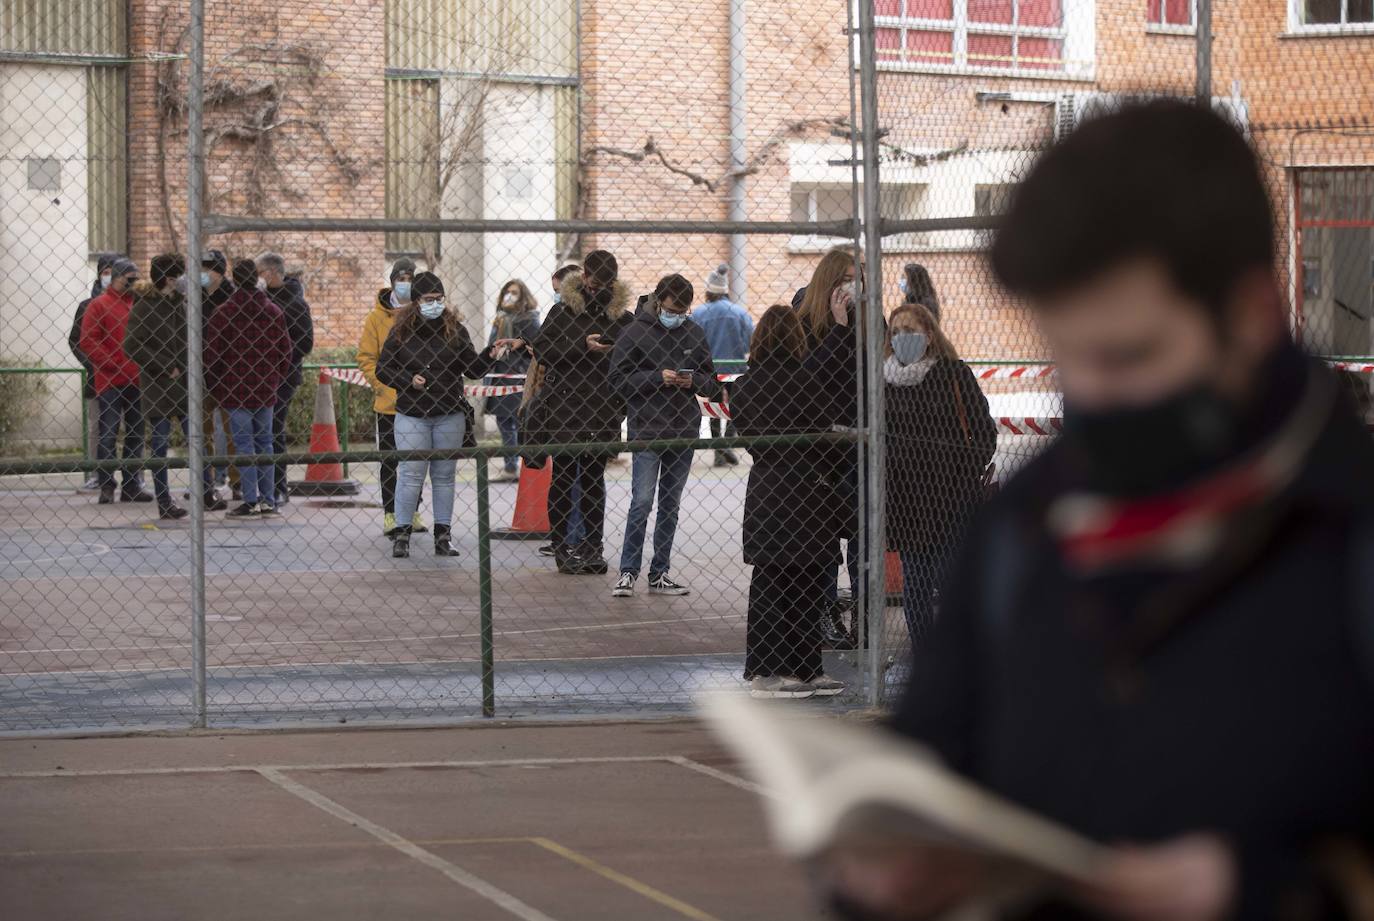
[494,407,520,474]
[227,407,275,506]
[899,548,947,649]
[96,385,145,491]
[395,412,466,528]
[149,416,212,508]
[618,448,694,577]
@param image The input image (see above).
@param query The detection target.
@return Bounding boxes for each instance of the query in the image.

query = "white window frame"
[1146,0,1197,34]
[1287,0,1374,35]
[870,0,1095,81]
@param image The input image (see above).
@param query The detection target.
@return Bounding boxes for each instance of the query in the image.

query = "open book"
[699,695,1105,884]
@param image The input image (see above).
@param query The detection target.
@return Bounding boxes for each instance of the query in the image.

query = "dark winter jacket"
[204,288,292,410]
[884,359,997,553]
[730,355,843,569]
[264,278,314,395]
[610,308,723,440]
[528,276,635,444]
[376,318,499,419]
[484,310,541,416]
[70,295,97,399]
[203,280,234,318]
[123,282,190,420]
[78,287,140,393]
[891,358,1374,920]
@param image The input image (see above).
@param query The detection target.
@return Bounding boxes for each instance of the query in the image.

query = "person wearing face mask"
[124,254,218,519]
[485,279,541,482]
[199,249,237,500]
[204,260,293,519]
[692,263,754,468]
[882,303,995,647]
[899,262,941,321]
[376,272,523,558]
[70,255,119,490]
[358,257,428,537]
[79,256,155,504]
[820,102,1374,921]
[529,250,635,575]
[256,252,315,507]
[607,274,722,598]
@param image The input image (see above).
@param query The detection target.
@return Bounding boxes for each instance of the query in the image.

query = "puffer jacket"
[610,307,722,440]
[528,276,635,444]
[123,282,189,420]
[376,318,499,419]
[358,289,401,414]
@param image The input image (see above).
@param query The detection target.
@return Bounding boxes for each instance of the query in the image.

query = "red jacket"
[205,288,292,409]
[78,288,140,393]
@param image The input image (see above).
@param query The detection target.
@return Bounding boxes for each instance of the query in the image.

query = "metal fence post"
[477,456,496,717]
[339,383,351,477]
[185,0,209,729]
[855,0,888,708]
[79,369,89,459]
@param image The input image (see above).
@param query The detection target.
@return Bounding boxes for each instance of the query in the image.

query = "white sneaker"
[807,675,846,697]
[612,572,636,597]
[749,676,815,699]
[648,573,690,596]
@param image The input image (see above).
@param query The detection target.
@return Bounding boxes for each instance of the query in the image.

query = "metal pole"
[80,370,90,460]
[727,0,748,306]
[855,0,888,707]
[477,459,495,717]
[1196,0,1213,105]
[185,0,208,729]
[339,383,351,478]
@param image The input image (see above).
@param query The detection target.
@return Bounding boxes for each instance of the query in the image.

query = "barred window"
[873,0,1093,78]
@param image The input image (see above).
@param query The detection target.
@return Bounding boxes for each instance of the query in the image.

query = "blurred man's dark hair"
[583,250,618,287]
[552,263,581,283]
[991,101,1273,317]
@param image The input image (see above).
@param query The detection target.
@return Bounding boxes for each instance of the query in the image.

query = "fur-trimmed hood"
[559,275,631,320]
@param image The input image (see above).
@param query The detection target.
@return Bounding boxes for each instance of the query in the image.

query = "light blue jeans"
[227,406,275,506]
[395,412,466,528]
[618,448,694,577]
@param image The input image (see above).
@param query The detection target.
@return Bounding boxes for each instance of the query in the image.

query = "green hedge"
[0,360,51,455]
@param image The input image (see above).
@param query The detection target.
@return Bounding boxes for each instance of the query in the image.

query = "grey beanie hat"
[705,263,729,295]
[110,257,138,278]
[390,257,417,284]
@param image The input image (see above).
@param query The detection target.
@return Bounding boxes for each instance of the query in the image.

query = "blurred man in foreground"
[825,101,1374,920]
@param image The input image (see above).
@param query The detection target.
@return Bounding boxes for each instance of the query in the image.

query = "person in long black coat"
[730,305,846,699]
[528,250,634,574]
[485,280,541,481]
[883,304,997,647]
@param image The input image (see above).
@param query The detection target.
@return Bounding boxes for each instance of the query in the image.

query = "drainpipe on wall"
[727,0,747,306]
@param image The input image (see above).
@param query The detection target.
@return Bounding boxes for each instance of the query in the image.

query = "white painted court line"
[0,754,683,780]
[665,756,774,799]
[256,767,559,921]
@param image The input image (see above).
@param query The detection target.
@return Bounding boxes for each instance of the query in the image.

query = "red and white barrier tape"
[973,365,1057,380]
[466,384,524,397]
[996,417,1063,436]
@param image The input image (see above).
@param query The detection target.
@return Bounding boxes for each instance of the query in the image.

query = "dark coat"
[70,296,97,399]
[528,276,635,444]
[610,309,723,440]
[376,318,498,419]
[205,288,292,410]
[891,361,1374,919]
[264,278,314,395]
[484,310,541,416]
[730,355,843,569]
[123,282,190,420]
[885,359,997,553]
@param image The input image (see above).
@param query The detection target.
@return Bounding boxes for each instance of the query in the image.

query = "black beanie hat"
[653,274,694,311]
[231,259,258,291]
[390,257,417,284]
[411,271,444,300]
[150,254,186,288]
[201,249,227,275]
[583,250,618,286]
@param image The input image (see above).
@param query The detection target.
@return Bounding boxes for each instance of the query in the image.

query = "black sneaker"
[158,504,189,521]
[538,543,556,557]
[98,486,116,505]
[120,486,155,504]
[204,493,229,512]
[571,545,609,575]
[647,573,690,596]
[255,502,280,518]
[225,502,260,519]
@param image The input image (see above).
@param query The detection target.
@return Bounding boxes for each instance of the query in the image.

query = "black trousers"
[272,383,298,501]
[744,563,826,682]
[549,452,608,550]
[376,413,398,514]
[708,418,737,440]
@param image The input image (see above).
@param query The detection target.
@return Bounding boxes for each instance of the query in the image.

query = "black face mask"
[1062,383,1242,497]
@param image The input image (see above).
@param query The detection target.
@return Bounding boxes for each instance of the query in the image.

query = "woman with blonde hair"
[486,279,541,481]
[884,302,996,646]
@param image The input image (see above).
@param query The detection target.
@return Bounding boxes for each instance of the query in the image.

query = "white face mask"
[419,299,446,320]
[100,273,112,290]
[256,278,268,292]
[502,291,519,308]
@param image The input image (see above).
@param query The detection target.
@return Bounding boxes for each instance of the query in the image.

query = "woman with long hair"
[900,262,941,320]
[486,279,541,482]
[377,272,525,558]
[884,303,996,646]
[730,305,846,699]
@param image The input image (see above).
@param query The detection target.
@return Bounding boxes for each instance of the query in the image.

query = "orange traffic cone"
[289,371,360,497]
[884,550,904,601]
[490,460,552,540]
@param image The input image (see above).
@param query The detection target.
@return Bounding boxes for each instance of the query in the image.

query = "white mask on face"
[100,273,112,290]
[419,299,446,320]
[502,291,519,308]
[256,278,268,292]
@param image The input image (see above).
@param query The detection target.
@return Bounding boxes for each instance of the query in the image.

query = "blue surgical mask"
[393,281,411,302]
[891,331,929,366]
[898,279,908,294]
[659,312,688,330]
[419,299,446,320]
[100,273,112,290]
[200,271,211,288]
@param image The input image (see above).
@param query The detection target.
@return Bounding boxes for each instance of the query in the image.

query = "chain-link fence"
[2,0,1371,733]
